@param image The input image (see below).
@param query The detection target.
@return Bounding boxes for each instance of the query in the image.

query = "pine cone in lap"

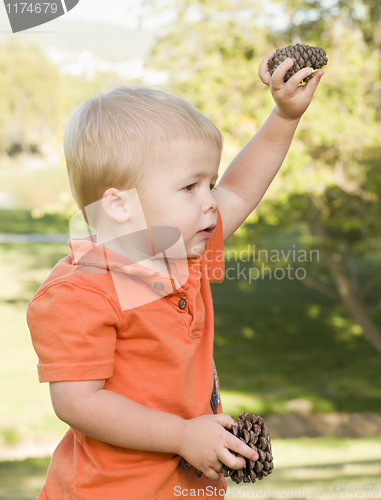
[268,43,328,82]
[179,412,274,483]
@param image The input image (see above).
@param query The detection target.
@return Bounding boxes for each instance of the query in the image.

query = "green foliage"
[0,37,62,150]
[146,0,274,147]
[248,22,380,260]
[30,191,78,225]
[0,36,144,218]
[0,35,132,156]
[0,427,20,446]
[212,256,381,416]
[0,209,70,234]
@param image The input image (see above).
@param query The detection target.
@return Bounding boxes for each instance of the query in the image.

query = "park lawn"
[0,242,70,444]
[0,437,379,500]
[223,436,381,500]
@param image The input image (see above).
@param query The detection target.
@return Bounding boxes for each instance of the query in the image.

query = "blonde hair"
[63,83,224,227]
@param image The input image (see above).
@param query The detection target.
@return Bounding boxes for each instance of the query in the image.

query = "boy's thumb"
[215,413,236,429]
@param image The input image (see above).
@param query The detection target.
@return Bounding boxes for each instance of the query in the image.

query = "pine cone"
[179,412,274,483]
[268,43,328,82]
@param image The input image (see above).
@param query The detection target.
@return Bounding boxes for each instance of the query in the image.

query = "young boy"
[27,53,323,499]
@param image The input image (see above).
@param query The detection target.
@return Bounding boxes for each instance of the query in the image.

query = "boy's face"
[137,138,221,259]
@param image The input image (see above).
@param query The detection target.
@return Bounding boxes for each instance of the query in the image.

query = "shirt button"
[154,282,165,290]
[178,298,187,310]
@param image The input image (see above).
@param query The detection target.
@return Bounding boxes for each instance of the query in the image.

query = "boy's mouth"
[198,223,216,233]
[197,224,216,238]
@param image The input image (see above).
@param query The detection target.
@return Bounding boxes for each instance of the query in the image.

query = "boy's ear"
[102,188,130,223]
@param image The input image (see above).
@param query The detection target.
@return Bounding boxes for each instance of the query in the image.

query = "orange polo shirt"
[27,208,228,500]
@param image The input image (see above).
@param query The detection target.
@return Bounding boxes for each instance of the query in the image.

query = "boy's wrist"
[273,105,302,123]
[177,417,189,458]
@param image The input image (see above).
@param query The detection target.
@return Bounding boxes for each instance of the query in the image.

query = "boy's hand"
[177,413,259,481]
[258,52,324,121]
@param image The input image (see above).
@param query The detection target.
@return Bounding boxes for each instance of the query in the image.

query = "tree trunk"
[323,245,381,354]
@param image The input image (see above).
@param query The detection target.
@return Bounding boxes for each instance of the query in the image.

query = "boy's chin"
[187,244,205,259]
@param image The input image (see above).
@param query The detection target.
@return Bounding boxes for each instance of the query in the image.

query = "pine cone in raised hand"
[268,43,328,83]
[179,412,274,484]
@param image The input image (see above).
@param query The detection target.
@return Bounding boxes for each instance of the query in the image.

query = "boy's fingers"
[304,70,325,96]
[204,467,221,481]
[216,414,260,466]
[215,413,236,429]
[258,51,274,86]
[219,449,246,470]
[228,435,259,462]
[271,58,294,90]
[287,66,314,88]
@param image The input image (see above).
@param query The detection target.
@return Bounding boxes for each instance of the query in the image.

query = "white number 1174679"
[5,3,58,14]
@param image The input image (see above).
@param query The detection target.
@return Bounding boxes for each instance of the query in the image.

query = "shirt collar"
[67,228,201,280]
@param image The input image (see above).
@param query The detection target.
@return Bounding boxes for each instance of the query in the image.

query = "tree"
[0,36,63,153]
[0,36,125,157]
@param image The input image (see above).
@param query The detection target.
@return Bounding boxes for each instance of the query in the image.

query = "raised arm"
[213,53,324,243]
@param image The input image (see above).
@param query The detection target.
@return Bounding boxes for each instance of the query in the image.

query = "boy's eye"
[183,183,216,192]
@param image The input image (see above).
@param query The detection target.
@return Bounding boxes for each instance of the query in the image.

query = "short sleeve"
[26,282,120,383]
[203,207,225,283]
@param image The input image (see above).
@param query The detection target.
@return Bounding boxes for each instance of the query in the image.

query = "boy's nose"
[204,191,218,212]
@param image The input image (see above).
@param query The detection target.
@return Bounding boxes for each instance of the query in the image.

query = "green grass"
[225,437,381,499]
[0,243,70,441]
[0,438,379,500]
[0,457,50,500]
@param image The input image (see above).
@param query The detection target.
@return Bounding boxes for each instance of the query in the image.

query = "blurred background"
[0,0,380,498]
